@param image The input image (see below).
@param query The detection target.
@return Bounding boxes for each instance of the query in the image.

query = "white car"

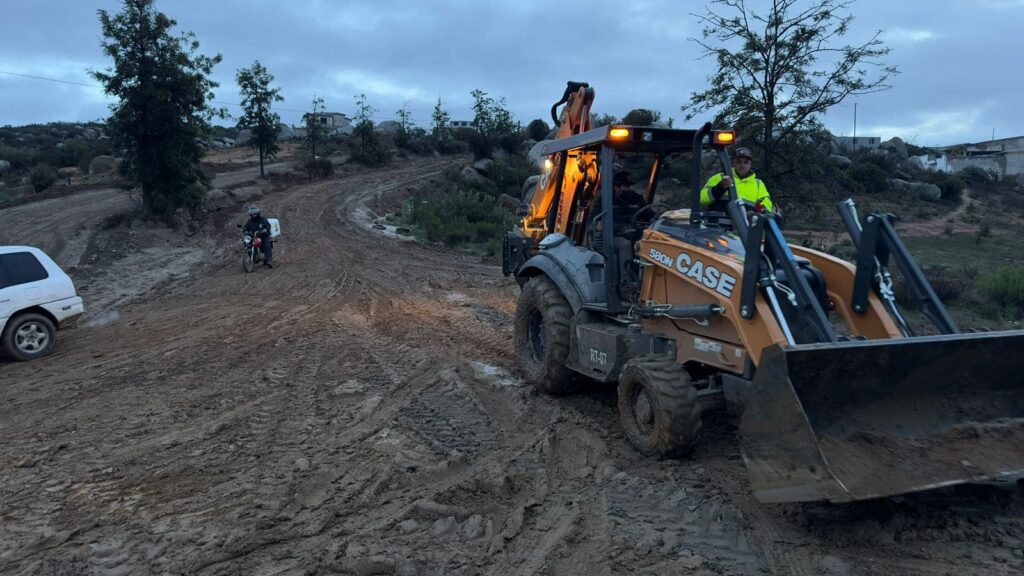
[0,246,84,361]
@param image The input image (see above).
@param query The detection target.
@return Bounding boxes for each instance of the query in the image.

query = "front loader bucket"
[740,330,1024,503]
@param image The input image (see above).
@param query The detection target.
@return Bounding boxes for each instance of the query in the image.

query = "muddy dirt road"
[1,156,1022,575]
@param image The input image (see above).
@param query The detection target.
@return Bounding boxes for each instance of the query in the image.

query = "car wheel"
[2,313,56,361]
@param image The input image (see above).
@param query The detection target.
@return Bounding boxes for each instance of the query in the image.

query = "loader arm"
[519,82,597,243]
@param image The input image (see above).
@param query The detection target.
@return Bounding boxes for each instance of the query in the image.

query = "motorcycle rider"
[243,206,273,268]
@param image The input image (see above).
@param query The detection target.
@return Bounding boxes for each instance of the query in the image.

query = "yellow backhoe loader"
[503,81,1024,503]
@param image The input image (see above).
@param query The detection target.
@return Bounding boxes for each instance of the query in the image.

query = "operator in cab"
[700,147,773,213]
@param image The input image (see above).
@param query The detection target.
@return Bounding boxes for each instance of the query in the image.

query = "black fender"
[516,253,585,313]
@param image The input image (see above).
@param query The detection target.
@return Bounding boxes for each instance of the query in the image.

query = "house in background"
[303,112,351,128]
[835,135,882,151]
[934,135,1024,180]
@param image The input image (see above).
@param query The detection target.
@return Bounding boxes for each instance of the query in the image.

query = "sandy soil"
[1,155,1022,575]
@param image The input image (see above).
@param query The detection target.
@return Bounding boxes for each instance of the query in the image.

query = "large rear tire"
[2,313,56,361]
[617,356,702,458]
[513,276,577,394]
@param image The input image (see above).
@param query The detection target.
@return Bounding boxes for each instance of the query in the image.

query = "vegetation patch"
[979,266,1024,321]
[404,185,515,256]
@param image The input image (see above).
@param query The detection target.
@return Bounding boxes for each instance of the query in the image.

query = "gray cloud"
[1,0,1021,146]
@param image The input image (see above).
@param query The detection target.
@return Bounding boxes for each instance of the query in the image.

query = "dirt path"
[895,188,976,237]
[1,157,1021,575]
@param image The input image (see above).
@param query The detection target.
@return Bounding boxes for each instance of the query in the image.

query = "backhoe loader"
[503,81,1024,503]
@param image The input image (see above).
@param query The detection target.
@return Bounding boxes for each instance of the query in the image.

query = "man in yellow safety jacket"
[700,147,774,213]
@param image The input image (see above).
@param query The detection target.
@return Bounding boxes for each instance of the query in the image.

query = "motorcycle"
[242,231,265,273]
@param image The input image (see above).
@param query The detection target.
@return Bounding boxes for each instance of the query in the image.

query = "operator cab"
[506,122,829,320]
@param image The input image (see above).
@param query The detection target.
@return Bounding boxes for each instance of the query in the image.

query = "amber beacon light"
[713,130,736,145]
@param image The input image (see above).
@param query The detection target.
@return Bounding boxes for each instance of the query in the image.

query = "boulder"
[527,140,550,167]
[497,193,519,211]
[520,139,537,155]
[278,123,295,140]
[472,158,494,175]
[459,166,487,186]
[329,125,354,137]
[890,178,941,202]
[229,185,262,202]
[521,174,542,199]
[235,129,252,146]
[204,188,232,210]
[880,137,908,160]
[0,160,11,174]
[88,155,118,175]
[900,156,925,172]
[828,154,852,169]
[376,120,401,135]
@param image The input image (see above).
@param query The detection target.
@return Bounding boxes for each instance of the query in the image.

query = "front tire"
[513,276,577,394]
[2,313,56,361]
[243,250,255,273]
[617,356,702,458]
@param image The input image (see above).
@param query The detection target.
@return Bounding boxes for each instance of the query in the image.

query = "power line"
[0,70,100,88]
[0,70,309,114]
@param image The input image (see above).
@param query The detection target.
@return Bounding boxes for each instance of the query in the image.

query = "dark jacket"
[244,216,271,238]
[612,189,649,235]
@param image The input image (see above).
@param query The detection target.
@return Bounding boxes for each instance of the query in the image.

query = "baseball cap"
[613,172,634,186]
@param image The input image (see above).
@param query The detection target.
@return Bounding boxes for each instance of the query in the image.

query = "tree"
[91,0,223,220]
[236,60,283,177]
[622,109,662,126]
[349,94,391,166]
[431,97,452,145]
[682,0,897,182]
[304,94,326,157]
[395,104,414,149]
[469,89,521,156]
[526,118,551,141]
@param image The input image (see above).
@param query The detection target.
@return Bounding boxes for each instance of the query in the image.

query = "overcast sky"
[2,0,1022,147]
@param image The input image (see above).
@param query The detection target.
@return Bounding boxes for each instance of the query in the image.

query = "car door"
[0,252,50,322]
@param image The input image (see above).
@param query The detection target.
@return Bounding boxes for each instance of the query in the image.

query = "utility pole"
[853,102,858,148]
[992,127,996,142]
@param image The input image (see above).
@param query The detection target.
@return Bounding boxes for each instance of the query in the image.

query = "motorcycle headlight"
[244,235,252,242]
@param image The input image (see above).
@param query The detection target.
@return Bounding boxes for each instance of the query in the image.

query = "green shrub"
[956,166,994,187]
[487,156,538,197]
[526,118,551,141]
[30,164,57,192]
[408,186,513,250]
[845,162,888,193]
[454,127,489,159]
[303,157,334,178]
[980,266,1024,320]
[894,266,966,307]
[622,108,661,126]
[349,121,392,167]
[923,171,965,202]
